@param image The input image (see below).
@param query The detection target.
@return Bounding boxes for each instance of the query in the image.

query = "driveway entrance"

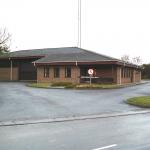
[0,82,148,122]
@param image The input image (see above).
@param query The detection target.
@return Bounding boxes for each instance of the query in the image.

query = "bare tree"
[121,55,130,63]
[121,55,142,65]
[0,28,11,55]
[132,56,142,65]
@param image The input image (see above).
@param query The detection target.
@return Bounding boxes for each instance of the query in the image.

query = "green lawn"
[127,96,150,108]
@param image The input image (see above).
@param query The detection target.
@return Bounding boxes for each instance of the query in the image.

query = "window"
[128,69,131,78]
[122,68,131,78]
[122,68,132,78]
[121,68,124,78]
[124,68,126,78]
[127,69,129,78]
[44,67,49,78]
[54,67,60,78]
[65,66,71,78]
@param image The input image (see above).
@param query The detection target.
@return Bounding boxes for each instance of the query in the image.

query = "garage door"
[19,62,37,80]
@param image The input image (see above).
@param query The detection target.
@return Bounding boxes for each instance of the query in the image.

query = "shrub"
[51,82,74,87]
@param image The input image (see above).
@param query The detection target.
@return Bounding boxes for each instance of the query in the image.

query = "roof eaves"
[0,55,45,60]
[80,48,118,61]
[33,60,119,66]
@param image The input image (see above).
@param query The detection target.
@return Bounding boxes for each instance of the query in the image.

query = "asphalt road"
[0,113,150,150]
[0,82,149,121]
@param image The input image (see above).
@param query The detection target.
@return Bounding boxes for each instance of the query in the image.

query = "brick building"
[0,47,141,84]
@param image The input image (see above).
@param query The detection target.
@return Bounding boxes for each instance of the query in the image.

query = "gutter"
[34,60,118,65]
[0,55,45,60]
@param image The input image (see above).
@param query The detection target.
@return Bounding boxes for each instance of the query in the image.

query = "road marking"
[92,144,117,150]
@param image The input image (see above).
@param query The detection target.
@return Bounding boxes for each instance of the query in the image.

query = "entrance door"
[19,62,37,80]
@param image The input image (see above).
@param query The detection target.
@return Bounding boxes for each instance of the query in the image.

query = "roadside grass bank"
[127,96,150,108]
[27,82,128,89]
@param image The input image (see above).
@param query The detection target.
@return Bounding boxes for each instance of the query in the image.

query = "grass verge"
[127,96,150,108]
[27,82,76,89]
[27,83,51,88]
[51,82,75,88]
[27,82,137,89]
[76,84,122,89]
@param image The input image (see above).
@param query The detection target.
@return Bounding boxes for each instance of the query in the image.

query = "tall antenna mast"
[78,0,81,48]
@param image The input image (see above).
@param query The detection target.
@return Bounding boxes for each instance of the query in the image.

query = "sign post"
[88,69,94,85]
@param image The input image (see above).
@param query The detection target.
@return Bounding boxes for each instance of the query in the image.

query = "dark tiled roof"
[0,47,118,62]
[0,53,10,58]
[33,47,118,63]
[9,47,85,57]
[0,47,140,68]
[35,48,116,63]
[0,47,80,58]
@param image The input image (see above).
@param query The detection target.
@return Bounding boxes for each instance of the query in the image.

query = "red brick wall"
[0,68,10,80]
[12,68,19,81]
[0,67,18,81]
[120,67,141,84]
[96,67,115,78]
[96,66,117,83]
[121,78,132,84]
[37,66,80,83]
[115,67,121,84]
[37,65,141,84]
[134,70,141,82]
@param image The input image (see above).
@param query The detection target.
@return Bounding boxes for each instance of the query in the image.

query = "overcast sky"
[0,0,150,63]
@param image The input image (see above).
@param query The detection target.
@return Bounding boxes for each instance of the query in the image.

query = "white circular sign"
[88,69,94,75]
